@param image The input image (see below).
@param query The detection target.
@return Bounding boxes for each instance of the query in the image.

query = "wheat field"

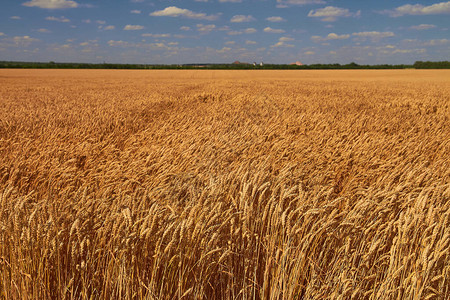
[0,69,449,299]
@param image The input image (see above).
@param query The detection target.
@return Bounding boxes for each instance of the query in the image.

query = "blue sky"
[0,0,449,64]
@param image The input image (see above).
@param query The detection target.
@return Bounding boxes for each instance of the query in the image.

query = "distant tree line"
[0,60,449,70]
[413,61,450,69]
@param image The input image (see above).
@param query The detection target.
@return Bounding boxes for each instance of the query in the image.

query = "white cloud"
[266,16,285,22]
[11,16,22,20]
[304,51,315,55]
[108,40,128,47]
[243,28,257,34]
[103,25,115,30]
[13,36,39,46]
[197,24,216,33]
[352,31,394,38]
[124,25,144,30]
[308,6,360,22]
[150,6,219,21]
[228,31,242,35]
[279,37,294,42]
[311,32,350,42]
[391,49,426,54]
[227,28,256,35]
[96,20,105,24]
[45,16,70,22]
[245,40,257,45]
[230,15,255,22]
[217,47,232,53]
[384,1,450,17]
[264,27,285,33]
[219,0,242,2]
[409,24,436,30]
[52,44,71,51]
[0,33,4,36]
[37,28,50,33]
[328,33,350,40]
[352,31,395,41]
[180,26,191,31]
[272,41,294,48]
[423,39,450,46]
[272,37,295,48]
[150,42,179,51]
[142,33,171,38]
[76,39,99,49]
[131,10,141,14]
[22,0,78,9]
[277,0,325,7]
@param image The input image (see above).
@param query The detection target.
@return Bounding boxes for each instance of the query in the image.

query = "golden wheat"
[0,69,449,299]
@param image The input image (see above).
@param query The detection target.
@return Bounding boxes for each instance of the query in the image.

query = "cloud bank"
[150,6,219,21]
[22,0,78,9]
[308,6,360,22]
[385,1,450,17]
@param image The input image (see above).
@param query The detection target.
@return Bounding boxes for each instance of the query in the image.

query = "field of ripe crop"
[0,69,449,299]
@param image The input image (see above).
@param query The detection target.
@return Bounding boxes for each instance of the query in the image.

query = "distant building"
[290,61,303,66]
